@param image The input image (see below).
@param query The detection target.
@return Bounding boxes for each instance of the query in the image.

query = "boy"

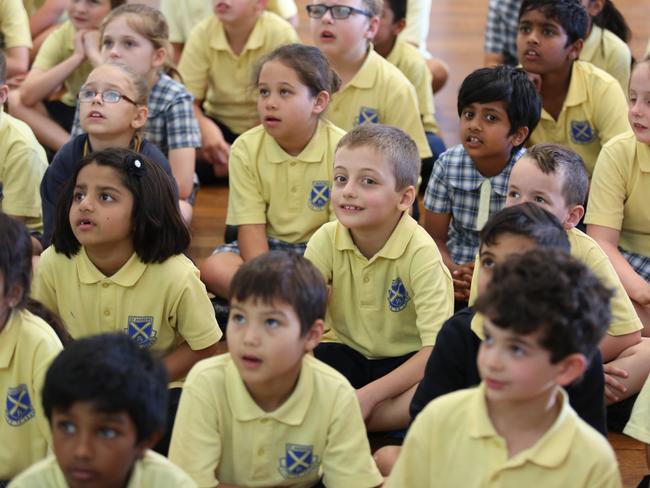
[423,65,540,302]
[386,248,621,487]
[372,0,445,184]
[178,0,298,175]
[8,333,197,487]
[305,124,454,431]
[308,0,432,161]
[168,252,382,488]
[517,0,628,176]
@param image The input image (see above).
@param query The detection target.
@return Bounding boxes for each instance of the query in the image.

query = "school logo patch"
[5,384,35,426]
[356,107,380,125]
[387,278,410,312]
[308,181,330,210]
[570,120,595,144]
[278,444,320,478]
[125,316,157,348]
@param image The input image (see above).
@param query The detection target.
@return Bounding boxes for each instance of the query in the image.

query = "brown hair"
[362,0,383,17]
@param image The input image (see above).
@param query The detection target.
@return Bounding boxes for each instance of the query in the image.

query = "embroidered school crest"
[278,444,320,478]
[125,316,157,348]
[308,181,330,210]
[387,278,410,312]
[570,121,595,144]
[5,384,35,426]
[356,107,379,125]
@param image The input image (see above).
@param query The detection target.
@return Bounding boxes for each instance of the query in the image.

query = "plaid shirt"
[71,73,201,155]
[423,144,526,264]
[484,0,523,66]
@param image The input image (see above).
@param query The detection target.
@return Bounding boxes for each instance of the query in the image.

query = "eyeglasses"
[78,88,137,105]
[306,4,372,19]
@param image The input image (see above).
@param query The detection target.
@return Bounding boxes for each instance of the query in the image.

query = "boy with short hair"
[517,0,628,176]
[423,65,540,302]
[308,0,432,160]
[168,252,383,488]
[386,248,621,487]
[305,124,454,431]
[9,333,197,488]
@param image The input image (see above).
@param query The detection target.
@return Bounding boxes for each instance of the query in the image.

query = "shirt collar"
[345,48,379,90]
[265,120,328,164]
[541,62,587,121]
[210,14,265,53]
[0,310,21,368]
[447,147,526,193]
[76,248,147,287]
[638,138,650,173]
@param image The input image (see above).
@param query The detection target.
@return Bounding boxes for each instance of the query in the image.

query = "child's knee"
[373,444,402,477]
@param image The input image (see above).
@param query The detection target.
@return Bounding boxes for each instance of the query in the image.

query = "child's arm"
[238,224,269,261]
[192,102,230,166]
[28,0,67,39]
[4,47,29,78]
[163,342,219,381]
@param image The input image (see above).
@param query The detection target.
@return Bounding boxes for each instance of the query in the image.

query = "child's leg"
[605,338,650,405]
[199,251,244,298]
[373,445,402,477]
[427,58,449,94]
[8,91,70,151]
[365,384,418,432]
[633,302,650,337]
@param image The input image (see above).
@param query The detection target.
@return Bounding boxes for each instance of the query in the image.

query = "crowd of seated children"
[423,64,540,304]
[386,248,620,487]
[0,0,31,82]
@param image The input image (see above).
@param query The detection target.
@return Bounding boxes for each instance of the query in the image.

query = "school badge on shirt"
[125,316,157,348]
[570,120,595,144]
[388,278,410,312]
[308,181,330,211]
[278,444,320,478]
[5,384,35,426]
[357,107,380,125]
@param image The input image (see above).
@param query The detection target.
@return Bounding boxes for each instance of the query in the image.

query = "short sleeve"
[32,24,67,70]
[384,80,431,159]
[225,139,267,226]
[178,21,211,101]
[384,412,432,487]
[0,0,31,48]
[164,90,202,150]
[423,155,451,213]
[1,146,47,218]
[592,78,629,146]
[304,224,335,284]
[584,142,627,231]
[32,248,60,316]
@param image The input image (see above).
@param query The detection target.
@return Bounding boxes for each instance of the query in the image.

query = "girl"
[199,43,344,299]
[40,62,174,246]
[71,4,201,223]
[0,213,63,483]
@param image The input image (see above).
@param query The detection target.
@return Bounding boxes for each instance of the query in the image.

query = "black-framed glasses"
[306,4,372,19]
[78,88,137,105]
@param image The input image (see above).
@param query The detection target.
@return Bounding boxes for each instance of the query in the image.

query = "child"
[586,56,650,332]
[8,333,197,487]
[517,0,629,176]
[386,248,621,487]
[70,4,202,223]
[0,0,31,80]
[178,0,298,178]
[372,0,445,184]
[169,252,383,488]
[305,124,454,431]
[308,0,432,161]
[9,0,125,152]
[423,65,540,302]
[199,43,345,298]
[0,52,49,236]
[484,0,523,66]
[0,213,63,484]
[624,374,650,487]
[41,62,174,246]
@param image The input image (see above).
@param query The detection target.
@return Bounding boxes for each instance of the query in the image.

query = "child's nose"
[243,326,261,345]
[73,433,94,460]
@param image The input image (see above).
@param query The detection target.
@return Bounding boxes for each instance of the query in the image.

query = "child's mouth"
[465,135,482,147]
[320,30,336,41]
[87,111,104,119]
[340,204,362,211]
[241,355,263,369]
[523,49,540,60]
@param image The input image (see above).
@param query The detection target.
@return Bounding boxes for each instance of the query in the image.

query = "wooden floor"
[187,1,650,485]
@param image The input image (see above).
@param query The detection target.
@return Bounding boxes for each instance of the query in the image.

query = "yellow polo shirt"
[267,0,297,19]
[8,451,197,487]
[468,227,642,338]
[31,20,93,107]
[0,111,48,231]
[168,354,382,488]
[33,248,222,355]
[0,0,31,49]
[325,49,432,159]
[528,60,629,176]
[624,373,650,444]
[585,131,650,258]
[178,12,298,135]
[227,119,344,243]
[305,212,453,358]
[386,385,621,487]
[385,39,439,134]
[0,309,63,480]
[581,25,631,93]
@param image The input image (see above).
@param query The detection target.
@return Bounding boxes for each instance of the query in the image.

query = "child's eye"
[542,28,556,37]
[518,25,531,34]
[101,38,113,48]
[280,88,291,96]
[480,257,495,269]
[265,318,279,329]
[123,40,135,48]
[534,195,547,204]
[333,174,347,184]
[510,344,526,357]
[483,333,493,345]
[98,427,118,439]
[507,190,520,199]
[99,193,114,202]
[462,110,474,120]
[57,420,76,435]
[258,88,270,97]
[73,191,85,202]
[361,177,376,185]
[230,313,245,325]
[484,114,498,122]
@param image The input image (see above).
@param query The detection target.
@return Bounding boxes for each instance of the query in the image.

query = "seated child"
[372,0,446,184]
[199,43,344,298]
[41,62,174,246]
[624,374,650,487]
[423,65,540,302]
[586,56,650,334]
[178,0,298,178]
[385,248,621,487]
[517,0,629,176]
[307,0,432,162]
[8,333,197,487]
[0,0,31,80]
[0,52,49,238]
[169,252,383,488]
[0,213,63,484]
[9,0,125,152]
[305,124,454,431]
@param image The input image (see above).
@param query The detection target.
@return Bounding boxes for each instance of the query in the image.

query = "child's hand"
[72,29,89,61]
[603,363,629,403]
[82,30,102,67]
[202,122,231,166]
[450,262,474,302]
[356,386,379,422]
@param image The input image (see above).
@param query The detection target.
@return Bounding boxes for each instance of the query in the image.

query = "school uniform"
[0,0,31,49]
[581,24,631,93]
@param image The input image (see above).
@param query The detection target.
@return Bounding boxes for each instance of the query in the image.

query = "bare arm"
[4,46,29,77]
[238,224,269,262]
[484,52,504,67]
[423,210,454,269]
[28,0,67,38]
[192,102,230,166]
[600,330,642,363]
[168,147,196,200]
[163,342,219,381]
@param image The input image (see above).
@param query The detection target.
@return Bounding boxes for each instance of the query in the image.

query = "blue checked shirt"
[71,73,201,155]
[484,0,523,66]
[423,144,527,264]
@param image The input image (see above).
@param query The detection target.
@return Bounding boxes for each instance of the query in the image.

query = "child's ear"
[312,90,330,116]
[563,204,585,229]
[255,0,268,12]
[567,38,584,61]
[6,283,24,308]
[393,18,406,36]
[0,84,8,105]
[304,319,324,352]
[397,185,416,212]
[135,430,162,458]
[152,47,166,70]
[365,15,380,40]
[585,0,605,17]
[131,105,149,130]
[554,352,587,386]
[510,126,529,148]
